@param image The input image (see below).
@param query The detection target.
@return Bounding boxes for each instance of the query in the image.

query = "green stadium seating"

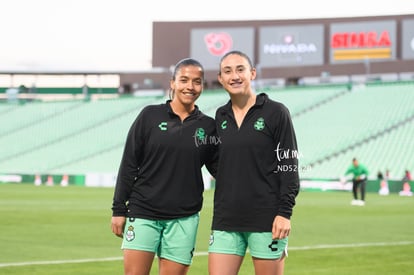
[1,82,413,181]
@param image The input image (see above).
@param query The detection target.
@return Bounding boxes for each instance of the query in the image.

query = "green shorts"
[121,213,199,265]
[208,230,288,259]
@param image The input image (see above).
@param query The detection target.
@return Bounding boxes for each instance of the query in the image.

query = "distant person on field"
[402,170,412,183]
[377,170,389,196]
[343,158,369,206]
[111,58,218,275]
[399,170,413,196]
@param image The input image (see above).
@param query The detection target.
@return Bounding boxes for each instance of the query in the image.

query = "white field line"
[1,241,413,268]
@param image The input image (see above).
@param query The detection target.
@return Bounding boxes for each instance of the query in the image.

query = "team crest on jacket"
[125,225,135,242]
[195,128,206,141]
[254,117,265,131]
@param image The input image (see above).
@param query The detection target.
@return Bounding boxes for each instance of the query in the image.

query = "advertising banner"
[258,24,324,68]
[330,20,396,64]
[402,19,414,60]
[190,27,255,70]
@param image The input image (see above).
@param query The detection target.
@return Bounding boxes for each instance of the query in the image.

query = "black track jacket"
[112,100,218,220]
[212,93,300,232]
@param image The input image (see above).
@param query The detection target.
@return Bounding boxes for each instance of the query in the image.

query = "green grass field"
[0,183,413,274]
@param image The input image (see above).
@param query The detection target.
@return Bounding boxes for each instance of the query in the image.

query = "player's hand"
[111,216,126,238]
[272,215,291,240]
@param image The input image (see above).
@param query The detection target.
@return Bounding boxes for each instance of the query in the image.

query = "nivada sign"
[402,19,414,60]
[258,24,324,67]
[330,20,396,63]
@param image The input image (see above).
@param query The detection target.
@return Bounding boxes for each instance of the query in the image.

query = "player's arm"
[272,215,291,240]
[111,111,146,236]
[111,216,126,238]
[273,104,300,237]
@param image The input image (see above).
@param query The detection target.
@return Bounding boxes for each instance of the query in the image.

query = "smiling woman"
[110,57,218,274]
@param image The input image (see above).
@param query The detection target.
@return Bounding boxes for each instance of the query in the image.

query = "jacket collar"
[221,92,268,114]
[166,99,201,117]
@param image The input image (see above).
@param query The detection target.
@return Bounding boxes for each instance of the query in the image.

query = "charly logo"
[254,117,265,131]
[158,122,167,131]
[221,120,227,130]
[268,240,279,252]
[125,225,135,242]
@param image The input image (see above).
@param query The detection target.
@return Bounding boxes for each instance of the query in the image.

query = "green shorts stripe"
[121,213,199,265]
[208,230,288,259]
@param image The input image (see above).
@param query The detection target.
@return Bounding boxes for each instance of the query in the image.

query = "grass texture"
[0,184,413,274]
